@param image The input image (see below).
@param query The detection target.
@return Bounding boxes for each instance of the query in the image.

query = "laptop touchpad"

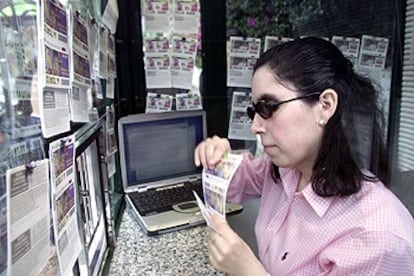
[173,201,199,213]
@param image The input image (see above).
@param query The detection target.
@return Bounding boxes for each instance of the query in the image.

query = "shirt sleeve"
[226,152,273,203]
[318,231,414,275]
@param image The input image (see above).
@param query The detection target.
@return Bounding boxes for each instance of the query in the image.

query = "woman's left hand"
[207,214,267,276]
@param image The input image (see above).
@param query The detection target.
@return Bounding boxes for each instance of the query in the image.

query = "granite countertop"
[108,208,223,275]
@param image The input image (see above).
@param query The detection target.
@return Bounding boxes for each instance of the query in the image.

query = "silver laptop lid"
[118,110,207,192]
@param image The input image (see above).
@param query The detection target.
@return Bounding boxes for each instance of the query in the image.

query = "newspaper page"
[143,37,172,88]
[70,8,92,123]
[144,55,172,88]
[38,0,71,89]
[107,33,117,78]
[102,0,119,34]
[106,77,115,99]
[145,92,173,113]
[264,36,293,51]
[194,153,243,228]
[6,159,50,276]
[227,36,261,88]
[172,0,200,34]
[106,154,116,179]
[357,35,389,70]
[37,0,71,138]
[106,105,118,156]
[97,27,109,79]
[87,13,98,74]
[142,0,170,33]
[176,91,202,111]
[49,135,82,276]
[228,91,256,141]
[39,87,71,138]
[331,36,361,66]
[144,37,170,56]
[171,36,197,89]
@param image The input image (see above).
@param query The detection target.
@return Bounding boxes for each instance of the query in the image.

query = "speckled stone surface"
[108,207,224,275]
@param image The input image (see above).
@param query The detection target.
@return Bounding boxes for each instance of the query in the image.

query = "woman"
[194,37,414,275]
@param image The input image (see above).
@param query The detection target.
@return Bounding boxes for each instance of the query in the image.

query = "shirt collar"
[279,167,334,218]
[301,183,334,217]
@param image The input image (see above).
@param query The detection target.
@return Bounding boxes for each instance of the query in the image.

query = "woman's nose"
[250,114,263,134]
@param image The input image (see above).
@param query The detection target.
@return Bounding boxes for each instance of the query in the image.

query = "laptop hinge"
[189,175,201,182]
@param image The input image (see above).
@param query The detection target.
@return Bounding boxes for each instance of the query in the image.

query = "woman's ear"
[317,88,338,125]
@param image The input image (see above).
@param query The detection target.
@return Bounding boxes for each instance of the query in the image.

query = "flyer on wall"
[170,36,197,89]
[228,91,256,141]
[49,135,82,276]
[227,36,261,88]
[172,0,200,34]
[142,0,170,33]
[37,0,71,137]
[6,160,50,276]
[357,35,389,70]
[70,8,92,123]
[145,92,173,113]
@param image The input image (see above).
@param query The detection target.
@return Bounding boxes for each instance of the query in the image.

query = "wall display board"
[0,0,121,275]
[141,0,202,113]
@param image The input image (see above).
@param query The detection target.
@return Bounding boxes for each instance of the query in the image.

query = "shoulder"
[320,230,414,274]
[354,180,414,243]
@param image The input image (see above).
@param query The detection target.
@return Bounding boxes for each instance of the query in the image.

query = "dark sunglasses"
[246,92,321,120]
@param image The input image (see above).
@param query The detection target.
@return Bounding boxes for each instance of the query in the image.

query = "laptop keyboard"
[129,181,203,216]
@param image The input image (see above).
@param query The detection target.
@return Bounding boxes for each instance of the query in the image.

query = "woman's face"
[250,66,323,171]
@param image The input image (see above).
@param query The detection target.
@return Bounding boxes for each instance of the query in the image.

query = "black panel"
[200,0,228,137]
[115,0,146,117]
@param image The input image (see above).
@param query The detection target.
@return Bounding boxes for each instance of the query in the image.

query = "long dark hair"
[254,37,385,197]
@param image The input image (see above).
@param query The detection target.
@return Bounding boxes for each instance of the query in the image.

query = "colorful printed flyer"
[194,153,243,226]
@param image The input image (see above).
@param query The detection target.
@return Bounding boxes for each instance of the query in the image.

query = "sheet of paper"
[98,27,109,79]
[107,33,117,77]
[38,0,71,89]
[37,0,71,137]
[145,92,173,113]
[192,191,215,230]
[227,36,261,88]
[142,0,170,33]
[102,0,119,34]
[357,35,389,69]
[172,0,200,34]
[170,36,198,89]
[144,55,172,89]
[69,8,92,123]
[40,87,71,138]
[176,92,202,110]
[49,135,82,276]
[6,160,50,276]
[228,91,256,141]
[106,105,118,155]
[197,153,243,224]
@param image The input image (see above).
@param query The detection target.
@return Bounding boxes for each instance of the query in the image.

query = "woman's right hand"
[194,135,231,169]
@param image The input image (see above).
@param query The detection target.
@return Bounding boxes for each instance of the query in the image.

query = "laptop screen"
[118,110,206,189]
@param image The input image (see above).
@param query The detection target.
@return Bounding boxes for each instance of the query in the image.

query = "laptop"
[118,110,243,235]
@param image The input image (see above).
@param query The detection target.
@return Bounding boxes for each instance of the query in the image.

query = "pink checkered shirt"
[227,153,414,275]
